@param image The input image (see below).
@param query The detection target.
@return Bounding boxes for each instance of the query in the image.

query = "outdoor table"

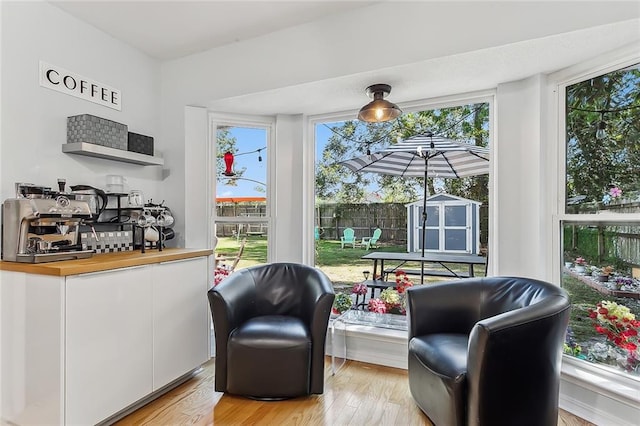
[362,251,487,284]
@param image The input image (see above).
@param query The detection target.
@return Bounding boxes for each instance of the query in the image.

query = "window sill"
[561,355,640,407]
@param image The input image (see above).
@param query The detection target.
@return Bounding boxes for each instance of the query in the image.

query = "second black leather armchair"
[406,276,571,426]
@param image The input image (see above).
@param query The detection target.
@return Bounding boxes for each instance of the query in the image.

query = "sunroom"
[2,1,639,425]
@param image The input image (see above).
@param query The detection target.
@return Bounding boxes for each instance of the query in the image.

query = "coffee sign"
[39,61,121,111]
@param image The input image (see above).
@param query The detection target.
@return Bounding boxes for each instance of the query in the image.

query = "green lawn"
[215,236,486,286]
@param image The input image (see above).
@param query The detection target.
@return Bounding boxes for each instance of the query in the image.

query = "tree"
[566,67,640,207]
[315,103,490,204]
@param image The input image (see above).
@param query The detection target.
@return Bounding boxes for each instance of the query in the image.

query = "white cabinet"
[0,253,210,425]
[152,257,209,389]
[0,272,65,425]
[65,266,153,425]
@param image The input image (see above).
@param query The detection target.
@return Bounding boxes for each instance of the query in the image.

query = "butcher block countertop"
[0,248,212,277]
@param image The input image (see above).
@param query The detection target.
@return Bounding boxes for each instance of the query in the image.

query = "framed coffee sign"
[39,61,121,111]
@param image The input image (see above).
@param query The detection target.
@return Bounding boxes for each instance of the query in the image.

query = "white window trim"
[546,42,640,420]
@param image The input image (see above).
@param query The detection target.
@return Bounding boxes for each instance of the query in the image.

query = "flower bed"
[332,270,415,315]
[586,301,640,373]
[564,266,640,300]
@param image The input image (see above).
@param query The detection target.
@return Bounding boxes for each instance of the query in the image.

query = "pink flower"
[352,282,368,295]
[214,266,230,286]
[368,298,387,314]
[609,187,622,198]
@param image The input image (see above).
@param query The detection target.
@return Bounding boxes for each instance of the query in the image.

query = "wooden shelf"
[62,142,164,166]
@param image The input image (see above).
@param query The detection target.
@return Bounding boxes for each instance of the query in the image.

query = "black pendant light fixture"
[357,83,402,123]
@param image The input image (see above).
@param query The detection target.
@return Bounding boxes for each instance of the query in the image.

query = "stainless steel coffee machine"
[2,196,95,263]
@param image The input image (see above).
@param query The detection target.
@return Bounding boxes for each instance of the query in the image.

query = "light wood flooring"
[115,358,594,426]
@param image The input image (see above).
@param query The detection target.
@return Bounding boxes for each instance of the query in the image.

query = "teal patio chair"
[340,227,357,249]
[361,228,382,250]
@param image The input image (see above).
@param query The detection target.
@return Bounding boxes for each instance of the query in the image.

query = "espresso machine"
[2,195,95,263]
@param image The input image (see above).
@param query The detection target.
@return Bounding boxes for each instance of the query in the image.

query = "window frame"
[548,46,640,408]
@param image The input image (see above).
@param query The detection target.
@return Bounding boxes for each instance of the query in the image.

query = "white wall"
[494,75,547,279]
[183,106,210,249]
[272,114,304,262]
[0,2,162,202]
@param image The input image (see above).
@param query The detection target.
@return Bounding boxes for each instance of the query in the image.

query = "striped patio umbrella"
[338,133,489,178]
[338,133,489,282]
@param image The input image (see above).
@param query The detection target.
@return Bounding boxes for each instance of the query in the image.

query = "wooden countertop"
[0,248,213,276]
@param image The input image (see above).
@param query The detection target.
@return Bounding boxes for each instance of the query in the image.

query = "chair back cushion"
[245,263,322,318]
[478,276,566,320]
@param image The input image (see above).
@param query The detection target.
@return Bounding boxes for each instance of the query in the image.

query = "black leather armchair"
[207,262,335,399]
[406,277,571,426]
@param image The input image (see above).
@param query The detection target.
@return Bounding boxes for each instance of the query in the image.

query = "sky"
[217,126,268,199]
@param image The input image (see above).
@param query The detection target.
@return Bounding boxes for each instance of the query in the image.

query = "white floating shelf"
[62,142,164,166]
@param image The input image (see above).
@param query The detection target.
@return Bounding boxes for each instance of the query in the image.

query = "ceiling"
[49,1,640,117]
[50,1,376,60]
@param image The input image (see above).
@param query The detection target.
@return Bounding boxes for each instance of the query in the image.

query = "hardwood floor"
[116,358,594,426]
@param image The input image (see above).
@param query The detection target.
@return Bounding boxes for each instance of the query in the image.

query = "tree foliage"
[566,65,640,206]
[315,103,490,204]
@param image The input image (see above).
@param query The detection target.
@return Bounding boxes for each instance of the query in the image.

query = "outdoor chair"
[340,227,357,248]
[406,276,570,426]
[361,228,382,250]
[208,263,335,399]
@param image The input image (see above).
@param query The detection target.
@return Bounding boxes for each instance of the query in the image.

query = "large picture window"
[313,100,490,286]
[560,62,640,378]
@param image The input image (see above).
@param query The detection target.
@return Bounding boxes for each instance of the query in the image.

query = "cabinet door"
[65,266,153,425]
[152,257,209,389]
[1,272,65,425]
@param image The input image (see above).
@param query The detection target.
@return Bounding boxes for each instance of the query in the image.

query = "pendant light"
[358,84,402,123]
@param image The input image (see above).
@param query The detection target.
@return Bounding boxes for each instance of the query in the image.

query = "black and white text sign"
[39,61,121,111]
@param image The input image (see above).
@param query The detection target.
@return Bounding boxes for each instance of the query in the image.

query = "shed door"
[417,202,472,253]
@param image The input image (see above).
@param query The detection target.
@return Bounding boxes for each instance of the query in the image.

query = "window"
[213,121,272,270]
[559,62,640,378]
[312,100,491,286]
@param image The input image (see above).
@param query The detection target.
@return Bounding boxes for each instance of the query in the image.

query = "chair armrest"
[466,296,570,425]
[300,267,335,394]
[207,269,257,391]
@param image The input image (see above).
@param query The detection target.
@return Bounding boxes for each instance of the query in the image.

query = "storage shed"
[406,193,482,254]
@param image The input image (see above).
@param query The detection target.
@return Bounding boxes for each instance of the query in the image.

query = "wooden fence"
[216,201,490,244]
[316,203,408,243]
[565,202,640,267]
